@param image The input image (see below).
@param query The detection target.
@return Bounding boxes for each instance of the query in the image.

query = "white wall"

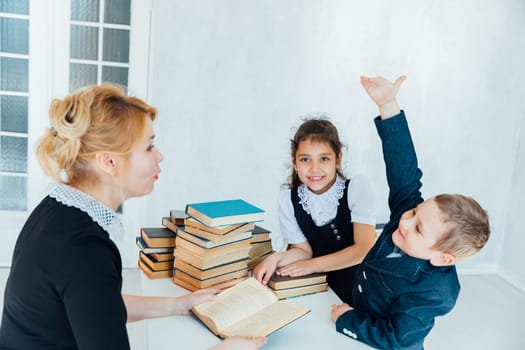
[121,0,525,278]
[499,110,525,290]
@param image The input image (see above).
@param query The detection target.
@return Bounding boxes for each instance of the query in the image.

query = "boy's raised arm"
[361,75,422,224]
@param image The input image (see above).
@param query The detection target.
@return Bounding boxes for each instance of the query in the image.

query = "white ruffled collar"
[49,183,124,241]
[297,175,346,215]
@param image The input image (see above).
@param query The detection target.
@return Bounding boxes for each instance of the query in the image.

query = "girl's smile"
[308,175,325,182]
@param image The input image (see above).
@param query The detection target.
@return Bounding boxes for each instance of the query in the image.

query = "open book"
[192,277,309,338]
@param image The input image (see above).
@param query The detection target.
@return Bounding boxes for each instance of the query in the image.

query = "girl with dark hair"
[254,115,376,303]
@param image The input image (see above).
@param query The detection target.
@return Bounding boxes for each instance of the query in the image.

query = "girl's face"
[120,117,163,199]
[294,139,341,194]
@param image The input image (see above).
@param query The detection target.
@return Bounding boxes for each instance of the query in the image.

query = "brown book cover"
[138,259,173,279]
[170,209,188,226]
[267,273,328,290]
[177,226,252,249]
[251,225,271,243]
[174,246,250,270]
[140,227,176,248]
[249,240,273,258]
[136,237,173,254]
[175,236,251,257]
[185,218,248,236]
[272,283,328,299]
[184,222,254,243]
[173,275,246,292]
[161,217,179,233]
[192,278,310,338]
[150,252,174,261]
[140,251,173,271]
[174,268,249,289]
[175,257,249,280]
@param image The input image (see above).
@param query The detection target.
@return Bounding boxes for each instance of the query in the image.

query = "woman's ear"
[95,152,118,176]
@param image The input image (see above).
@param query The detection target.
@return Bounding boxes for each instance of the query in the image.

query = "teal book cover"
[185,199,265,227]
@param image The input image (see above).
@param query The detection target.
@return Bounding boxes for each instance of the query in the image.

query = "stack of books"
[136,226,177,279]
[136,210,187,279]
[172,199,265,291]
[247,225,273,270]
[267,273,328,299]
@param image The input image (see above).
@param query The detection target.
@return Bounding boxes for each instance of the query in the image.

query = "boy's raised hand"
[360,75,406,119]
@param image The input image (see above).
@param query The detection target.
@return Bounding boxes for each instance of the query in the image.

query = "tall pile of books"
[136,210,186,279]
[172,199,266,291]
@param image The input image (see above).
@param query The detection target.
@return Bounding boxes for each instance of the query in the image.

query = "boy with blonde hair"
[331,75,490,349]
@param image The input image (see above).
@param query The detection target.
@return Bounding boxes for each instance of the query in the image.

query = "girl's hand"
[210,336,267,350]
[174,288,220,315]
[253,254,278,285]
[331,303,353,322]
[360,75,406,119]
[277,260,315,277]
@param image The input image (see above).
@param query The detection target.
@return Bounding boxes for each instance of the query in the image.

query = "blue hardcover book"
[185,199,265,227]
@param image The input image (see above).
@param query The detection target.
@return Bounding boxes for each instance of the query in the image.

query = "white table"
[141,276,371,349]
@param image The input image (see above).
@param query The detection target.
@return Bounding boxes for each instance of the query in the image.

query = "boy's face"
[393,198,454,266]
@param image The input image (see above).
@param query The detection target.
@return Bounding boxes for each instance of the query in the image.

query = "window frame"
[0,0,153,267]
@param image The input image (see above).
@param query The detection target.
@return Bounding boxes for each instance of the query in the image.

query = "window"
[0,0,30,211]
[69,0,131,214]
[69,0,131,92]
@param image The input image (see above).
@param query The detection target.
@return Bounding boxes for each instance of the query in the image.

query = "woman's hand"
[173,288,220,315]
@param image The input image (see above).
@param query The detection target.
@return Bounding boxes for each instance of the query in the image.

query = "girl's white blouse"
[278,174,375,245]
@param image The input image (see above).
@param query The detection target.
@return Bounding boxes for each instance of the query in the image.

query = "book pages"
[193,278,277,331]
[221,300,309,337]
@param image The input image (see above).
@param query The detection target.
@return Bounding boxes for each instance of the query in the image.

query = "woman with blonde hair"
[0,84,265,350]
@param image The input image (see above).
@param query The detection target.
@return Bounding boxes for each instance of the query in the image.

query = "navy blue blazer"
[335,112,460,349]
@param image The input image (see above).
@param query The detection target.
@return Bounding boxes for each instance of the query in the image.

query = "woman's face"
[120,117,163,199]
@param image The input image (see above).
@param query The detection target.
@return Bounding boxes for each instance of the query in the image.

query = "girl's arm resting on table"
[123,289,220,323]
[277,223,376,276]
[253,241,313,285]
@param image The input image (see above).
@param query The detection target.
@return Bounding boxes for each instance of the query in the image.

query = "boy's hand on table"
[331,303,353,322]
